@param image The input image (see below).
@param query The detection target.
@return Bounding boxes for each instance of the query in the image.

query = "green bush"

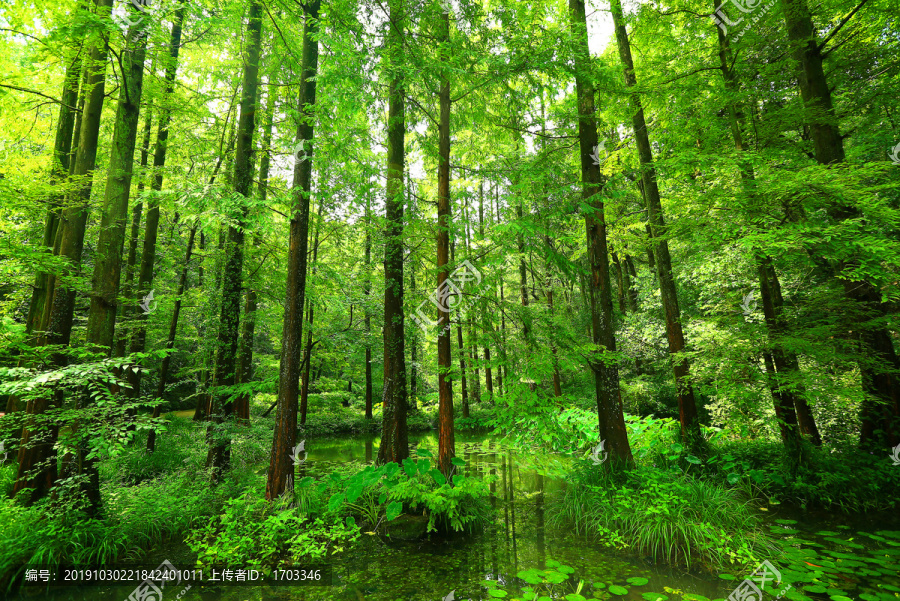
[186,494,360,567]
[551,464,775,571]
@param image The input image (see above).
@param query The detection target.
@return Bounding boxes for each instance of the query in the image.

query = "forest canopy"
[0,0,899,597]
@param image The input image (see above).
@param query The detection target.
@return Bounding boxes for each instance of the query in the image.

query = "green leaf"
[451,457,466,466]
[627,577,649,586]
[416,448,433,457]
[608,585,629,595]
[488,590,508,598]
[328,493,345,512]
[385,501,402,521]
[429,468,447,485]
[685,455,702,464]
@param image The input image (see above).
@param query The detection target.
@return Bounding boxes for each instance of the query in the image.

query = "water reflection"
[11,433,743,601]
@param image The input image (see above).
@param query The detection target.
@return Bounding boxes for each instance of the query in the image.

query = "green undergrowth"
[283,392,434,436]
[187,449,493,567]
[702,439,900,512]
[495,396,900,512]
[550,463,775,572]
[0,415,260,594]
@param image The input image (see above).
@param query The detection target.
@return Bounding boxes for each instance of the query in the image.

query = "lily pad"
[608,585,629,595]
[718,574,737,581]
[641,594,667,601]
[627,577,650,586]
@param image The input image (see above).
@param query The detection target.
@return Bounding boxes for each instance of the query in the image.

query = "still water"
[11,432,900,601]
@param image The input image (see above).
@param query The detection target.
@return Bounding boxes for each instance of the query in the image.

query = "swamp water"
[13,433,900,601]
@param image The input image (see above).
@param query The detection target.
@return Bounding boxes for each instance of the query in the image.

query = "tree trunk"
[434,3,454,476]
[457,321,469,418]
[779,0,899,449]
[610,0,702,451]
[115,103,152,358]
[364,196,374,419]
[713,15,820,450]
[235,84,276,423]
[299,200,324,425]
[377,0,409,465]
[146,226,196,452]
[127,0,187,398]
[569,0,633,466]
[206,0,262,482]
[14,0,115,507]
[265,0,318,500]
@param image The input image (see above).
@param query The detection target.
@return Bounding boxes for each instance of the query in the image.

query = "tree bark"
[378,0,409,465]
[127,0,187,398]
[569,0,633,466]
[265,0,318,500]
[299,199,324,425]
[610,0,702,451]
[779,0,899,449]
[364,196,374,419]
[206,0,262,481]
[115,102,153,359]
[235,83,276,423]
[434,3,454,476]
[14,0,115,507]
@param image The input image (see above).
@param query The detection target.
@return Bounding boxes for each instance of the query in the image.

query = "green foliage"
[320,453,492,534]
[185,494,361,567]
[551,465,775,571]
[704,440,900,512]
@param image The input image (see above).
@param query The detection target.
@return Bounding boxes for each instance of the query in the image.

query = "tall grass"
[550,464,776,570]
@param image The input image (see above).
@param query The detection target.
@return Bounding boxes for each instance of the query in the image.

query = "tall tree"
[712,14,818,451]
[779,0,899,449]
[126,0,187,398]
[364,195,374,420]
[265,0,319,500]
[434,0,454,476]
[236,84,278,422]
[13,0,116,505]
[569,0,633,465]
[609,0,703,450]
[206,0,263,480]
[377,0,410,465]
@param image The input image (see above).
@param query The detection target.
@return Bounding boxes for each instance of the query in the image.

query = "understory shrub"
[187,450,492,567]
[551,464,775,571]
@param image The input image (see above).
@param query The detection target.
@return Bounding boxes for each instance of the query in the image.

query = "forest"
[0,0,899,599]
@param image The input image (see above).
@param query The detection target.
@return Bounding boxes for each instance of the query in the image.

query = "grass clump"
[551,463,775,571]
